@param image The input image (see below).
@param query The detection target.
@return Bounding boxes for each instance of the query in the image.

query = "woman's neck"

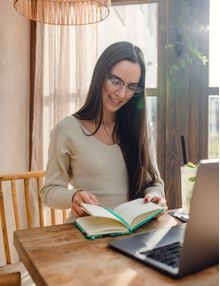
[102,111,116,127]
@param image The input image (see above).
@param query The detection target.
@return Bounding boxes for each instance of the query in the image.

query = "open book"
[75,198,164,239]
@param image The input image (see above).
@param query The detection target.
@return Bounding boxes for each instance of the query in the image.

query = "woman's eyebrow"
[110,73,138,85]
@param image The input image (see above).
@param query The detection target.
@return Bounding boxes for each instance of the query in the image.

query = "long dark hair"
[74,41,158,200]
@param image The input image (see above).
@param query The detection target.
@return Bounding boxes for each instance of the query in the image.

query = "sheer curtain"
[30,24,98,225]
[31,23,98,172]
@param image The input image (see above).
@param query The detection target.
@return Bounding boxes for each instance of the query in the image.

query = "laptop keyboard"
[140,241,182,268]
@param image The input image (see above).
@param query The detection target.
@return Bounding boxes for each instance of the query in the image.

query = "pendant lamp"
[14,0,111,25]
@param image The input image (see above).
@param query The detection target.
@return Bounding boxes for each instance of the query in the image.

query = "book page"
[113,199,162,225]
[81,203,123,224]
[76,216,129,236]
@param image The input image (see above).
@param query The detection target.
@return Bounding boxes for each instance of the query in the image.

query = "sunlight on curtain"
[97,4,157,88]
[31,24,98,171]
[31,24,98,223]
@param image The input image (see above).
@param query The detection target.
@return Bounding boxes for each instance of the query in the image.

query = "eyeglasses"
[106,74,144,97]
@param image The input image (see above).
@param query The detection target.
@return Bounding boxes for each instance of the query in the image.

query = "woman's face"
[102,60,141,117]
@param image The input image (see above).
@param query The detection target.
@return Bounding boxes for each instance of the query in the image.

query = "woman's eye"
[112,78,121,85]
[128,85,137,91]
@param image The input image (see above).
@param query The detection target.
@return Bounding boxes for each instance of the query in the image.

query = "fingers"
[88,192,99,205]
[72,190,99,218]
[144,195,168,210]
[144,194,153,203]
[72,206,86,218]
[144,195,168,219]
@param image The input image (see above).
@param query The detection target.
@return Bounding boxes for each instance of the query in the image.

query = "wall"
[0,0,30,265]
[0,1,30,173]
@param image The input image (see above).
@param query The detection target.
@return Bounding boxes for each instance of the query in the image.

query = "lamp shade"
[14,0,111,25]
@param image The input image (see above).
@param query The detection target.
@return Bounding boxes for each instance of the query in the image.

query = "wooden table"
[14,213,218,286]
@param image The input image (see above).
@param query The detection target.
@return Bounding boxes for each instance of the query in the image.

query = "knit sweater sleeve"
[40,120,80,209]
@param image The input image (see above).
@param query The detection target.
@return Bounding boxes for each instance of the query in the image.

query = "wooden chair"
[0,171,68,285]
[0,272,21,286]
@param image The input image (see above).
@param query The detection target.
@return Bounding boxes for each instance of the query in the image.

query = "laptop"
[109,159,219,278]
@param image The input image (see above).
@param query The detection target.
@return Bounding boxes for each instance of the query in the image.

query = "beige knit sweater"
[41,116,164,222]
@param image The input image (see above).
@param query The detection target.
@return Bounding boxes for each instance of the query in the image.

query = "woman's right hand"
[71,190,99,218]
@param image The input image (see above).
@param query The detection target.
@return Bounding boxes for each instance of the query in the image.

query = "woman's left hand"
[144,194,168,217]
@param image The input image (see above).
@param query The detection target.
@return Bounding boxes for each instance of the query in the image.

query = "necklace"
[103,124,112,139]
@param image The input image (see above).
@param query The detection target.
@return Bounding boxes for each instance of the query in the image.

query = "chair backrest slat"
[62,209,67,223]
[0,170,69,265]
[0,181,11,264]
[11,180,20,230]
[24,178,32,228]
[37,177,44,227]
[51,209,56,225]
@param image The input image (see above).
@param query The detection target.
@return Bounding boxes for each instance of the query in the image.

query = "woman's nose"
[116,85,127,98]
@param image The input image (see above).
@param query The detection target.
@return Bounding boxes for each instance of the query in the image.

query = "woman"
[41,41,167,221]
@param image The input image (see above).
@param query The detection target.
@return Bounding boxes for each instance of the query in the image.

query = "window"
[97,3,158,142]
[208,0,219,159]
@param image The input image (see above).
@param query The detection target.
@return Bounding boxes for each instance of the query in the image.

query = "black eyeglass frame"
[106,73,144,96]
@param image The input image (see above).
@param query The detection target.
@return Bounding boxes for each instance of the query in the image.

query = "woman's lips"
[109,95,121,105]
